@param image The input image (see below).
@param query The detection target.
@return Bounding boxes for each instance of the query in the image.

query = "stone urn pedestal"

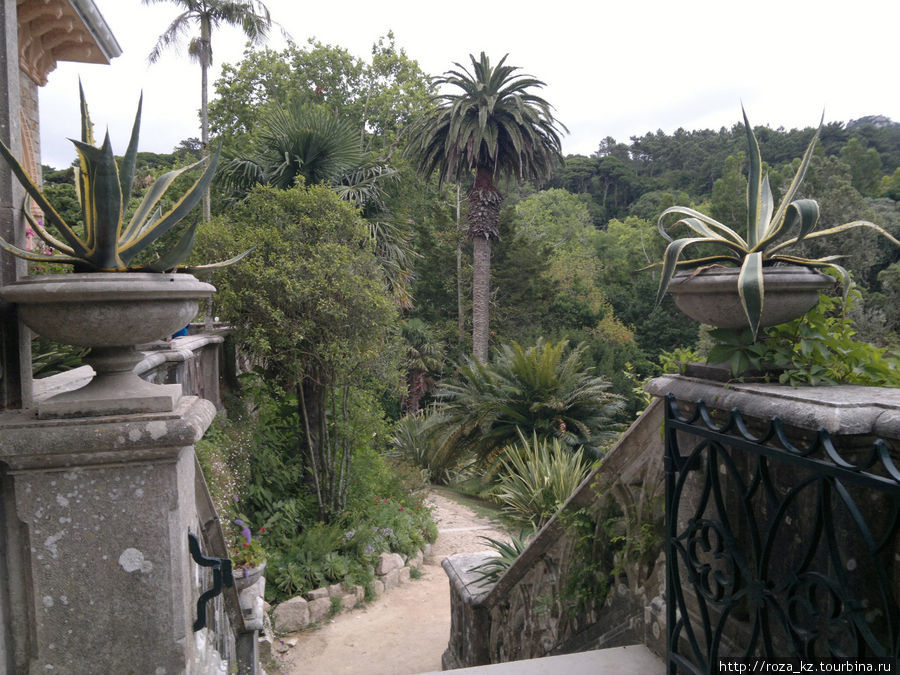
[1,272,214,418]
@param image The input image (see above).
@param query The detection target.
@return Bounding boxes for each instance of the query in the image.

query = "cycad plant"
[651,108,899,337]
[434,338,623,463]
[0,84,242,272]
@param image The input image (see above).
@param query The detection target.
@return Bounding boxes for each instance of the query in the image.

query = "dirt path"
[273,489,508,675]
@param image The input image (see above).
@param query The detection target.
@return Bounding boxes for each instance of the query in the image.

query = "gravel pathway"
[273,489,509,675]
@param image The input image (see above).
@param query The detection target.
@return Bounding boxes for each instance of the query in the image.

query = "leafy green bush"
[706,289,900,385]
[493,430,595,528]
[31,336,88,378]
[265,495,437,602]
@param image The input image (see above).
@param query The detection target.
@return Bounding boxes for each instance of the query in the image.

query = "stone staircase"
[440,398,667,670]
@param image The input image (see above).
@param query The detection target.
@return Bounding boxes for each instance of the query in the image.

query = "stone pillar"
[0,395,217,673]
[0,0,29,411]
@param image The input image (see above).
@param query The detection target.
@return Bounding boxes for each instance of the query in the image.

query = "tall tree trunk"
[455,184,465,356]
[200,16,211,225]
[200,17,212,331]
[471,235,491,362]
[467,167,502,363]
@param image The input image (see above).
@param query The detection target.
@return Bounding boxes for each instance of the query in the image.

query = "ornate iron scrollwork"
[188,532,234,632]
[664,394,900,673]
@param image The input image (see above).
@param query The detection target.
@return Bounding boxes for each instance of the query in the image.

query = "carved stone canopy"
[17,0,122,85]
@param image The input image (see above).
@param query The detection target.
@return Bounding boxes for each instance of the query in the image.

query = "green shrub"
[493,430,595,528]
[706,289,900,385]
[390,410,468,484]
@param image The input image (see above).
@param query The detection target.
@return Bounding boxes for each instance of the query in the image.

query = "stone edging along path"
[265,489,511,675]
[269,547,430,633]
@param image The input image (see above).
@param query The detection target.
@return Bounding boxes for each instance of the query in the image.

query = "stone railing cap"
[646,374,900,436]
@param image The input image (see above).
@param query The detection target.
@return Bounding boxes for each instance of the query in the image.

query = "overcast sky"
[38,0,900,170]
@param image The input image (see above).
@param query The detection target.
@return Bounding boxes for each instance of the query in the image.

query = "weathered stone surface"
[382,567,401,591]
[646,375,900,436]
[441,399,668,670]
[353,584,365,603]
[307,597,332,624]
[409,550,424,569]
[0,397,219,674]
[304,587,329,601]
[340,593,358,611]
[372,579,385,596]
[398,567,411,585]
[272,597,309,633]
[328,583,344,598]
[376,551,404,575]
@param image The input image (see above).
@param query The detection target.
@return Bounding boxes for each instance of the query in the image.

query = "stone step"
[416,644,665,674]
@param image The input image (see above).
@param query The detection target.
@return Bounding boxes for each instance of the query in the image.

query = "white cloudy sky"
[39,0,900,169]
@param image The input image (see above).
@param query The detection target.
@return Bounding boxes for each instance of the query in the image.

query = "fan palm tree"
[406,52,566,361]
[219,102,414,307]
[218,103,364,195]
[143,0,274,220]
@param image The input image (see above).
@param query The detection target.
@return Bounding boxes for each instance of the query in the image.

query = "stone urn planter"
[1,272,214,418]
[666,266,834,330]
[233,560,266,592]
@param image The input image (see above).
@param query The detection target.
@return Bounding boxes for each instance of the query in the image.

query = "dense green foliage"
[195,380,437,602]
[195,184,399,519]
[40,32,900,600]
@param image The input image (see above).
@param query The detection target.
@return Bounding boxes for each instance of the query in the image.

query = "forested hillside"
[43,38,900,417]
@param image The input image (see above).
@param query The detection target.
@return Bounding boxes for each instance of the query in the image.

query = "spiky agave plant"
[0,83,245,272]
[651,108,900,337]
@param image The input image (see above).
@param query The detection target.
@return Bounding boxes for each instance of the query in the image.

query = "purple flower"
[344,530,355,540]
[234,518,251,544]
[364,545,375,555]
[232,495,240,503]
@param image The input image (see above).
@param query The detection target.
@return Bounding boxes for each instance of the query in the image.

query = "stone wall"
[0,330,254,673]
[441,398,667,669]
[441,378,900,670]
[137,332,227,411]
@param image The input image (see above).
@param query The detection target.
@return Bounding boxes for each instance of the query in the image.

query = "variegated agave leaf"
[649,108,900,338]
[0,85,243,273]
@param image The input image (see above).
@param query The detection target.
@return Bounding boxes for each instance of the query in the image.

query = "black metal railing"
[664,394,900,673]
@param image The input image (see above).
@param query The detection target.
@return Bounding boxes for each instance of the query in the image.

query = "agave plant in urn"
[648,107,900,340]
[0,84,249,419]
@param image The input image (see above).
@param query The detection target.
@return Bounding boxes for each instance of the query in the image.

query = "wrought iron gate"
[663,394,900,673]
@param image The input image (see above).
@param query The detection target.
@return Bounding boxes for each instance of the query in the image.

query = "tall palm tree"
[143,0,273,221]
[407,52,566,361]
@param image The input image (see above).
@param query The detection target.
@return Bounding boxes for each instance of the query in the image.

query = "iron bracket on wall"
[188,531,234,632]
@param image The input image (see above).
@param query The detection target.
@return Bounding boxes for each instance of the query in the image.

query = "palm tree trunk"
[468,167,502,363]
[455,184,465,355]
[200,16,212,331]
[472,235,491,362]
[200,17,210,225]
